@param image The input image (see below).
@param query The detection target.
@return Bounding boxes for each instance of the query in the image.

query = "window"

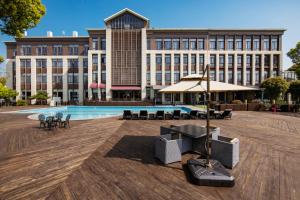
[198,38,204,50]
[219,70,225,82]
[101,55,106,65]
[210,55,216,67]
[172,39,180,50]
[209,38,216,50]
[53,75,63,84]
[264,55,270,66]
[228,55,234,68]
[255,71,260,84]
[190,39,197,50]
[146,72,150,85]
[199,54,204,73]
[264,71,269,79]
[92,72,98,83]
[156,54,162,65]
[36,45,47,55]
[36,74,47,83]
[235,38,242,50]
[246,37,252,50]
[68,74,79,83]
[83,58,88,68]
[273,55,279,67]
[165,72,171,84]
[271,38,278,50]
[165,54,171,66]
[68,59,78,68]
[53,45,63,55]
[253,38,260,50]
[183,54,188,65]
[218,55,224,67]
[83,45,89,56]
[174,54,180,65]
[156,72,162,84]
[246,70,251,84]
[191,54,196,74]
[255,55,261,67]
[164,39,172,50]
[147,39,151,50]
[246,55,251,67]
[101,38,106,50]
[21,74,31,83]
[52,59,63,68]
[92,37,99,50]
[101,71,106,83]
[174,72,180,83]
[237,70,242,84]
[210,70,216,81]
[68,45,79,55]
[237,55,243,67]
[264,37,270,50]
[21,45,31,55]
[228,70,233,83]
[20,59,31,68]
[36,59,47,68]
[156,39,163,50]
[92,54,98,65]
[147,54,150,68]
[227,37,234,50]
[218,37,225,50]
[183,39,189,50]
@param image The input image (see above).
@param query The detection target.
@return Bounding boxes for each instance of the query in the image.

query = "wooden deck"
[0,110,299,200]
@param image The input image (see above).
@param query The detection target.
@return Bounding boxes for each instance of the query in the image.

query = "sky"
[0,0,300,72]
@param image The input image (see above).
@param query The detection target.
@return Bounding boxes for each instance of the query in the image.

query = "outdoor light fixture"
[187,64,235,187]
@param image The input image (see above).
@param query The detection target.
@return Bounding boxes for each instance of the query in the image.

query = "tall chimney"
[72,31,78,37]
[47,31,53,37]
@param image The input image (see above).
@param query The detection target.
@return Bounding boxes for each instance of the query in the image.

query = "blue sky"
[1,0,300,71]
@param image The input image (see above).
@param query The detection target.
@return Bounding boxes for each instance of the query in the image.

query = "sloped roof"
[104,8,149,23]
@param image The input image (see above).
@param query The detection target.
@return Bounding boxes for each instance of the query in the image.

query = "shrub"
[16,100,27,106]
[231,99,243,104]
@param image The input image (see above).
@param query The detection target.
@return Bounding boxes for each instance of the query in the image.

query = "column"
[224,54,228,83]
[105,28,112,101]
[31,57,36,104]
[141,28,147,100]
[233,53,237,84]
[78,56,84,103]
[87,52,93,99]
[46,58,52,103]
[62,58,68,102]
[15,57,21,100]
[242,53,247,86]
[171,52,174,84]
[260,53,265,83]
[150,53,156,85]
[98,53,102,100]
[251,54,255,86]
[196,53,200,74]
[180,53,183,79]
[161,53,165,85]
[188,53,191,75]
[204,52,210,77]
[270,54,274,77]
[180,93,184,104]
[216,54,220,82]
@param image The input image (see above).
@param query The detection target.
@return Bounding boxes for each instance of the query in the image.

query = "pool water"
[15,106,191,120]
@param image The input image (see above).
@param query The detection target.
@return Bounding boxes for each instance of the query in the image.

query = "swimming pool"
[14,106,192,120]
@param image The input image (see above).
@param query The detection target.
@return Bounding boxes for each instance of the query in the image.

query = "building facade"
[4,8,285,103]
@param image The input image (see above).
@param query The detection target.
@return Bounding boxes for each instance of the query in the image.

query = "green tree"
[287,42,300,78]
[260,77,289,101]
[0,55,4,63]
[0,0,46,37]
[0,83,18,103]
[0,77,6,85]
[30,91,49,105]
[288,80,300,102]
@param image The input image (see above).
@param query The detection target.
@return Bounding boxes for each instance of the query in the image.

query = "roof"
[104,8,149,23]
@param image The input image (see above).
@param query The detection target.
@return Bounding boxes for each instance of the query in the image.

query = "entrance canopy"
[160,75,258,93]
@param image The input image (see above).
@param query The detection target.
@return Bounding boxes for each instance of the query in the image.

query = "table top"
[169,125,208,139]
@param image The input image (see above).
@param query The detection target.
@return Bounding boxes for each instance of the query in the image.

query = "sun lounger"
[216,109,232,119]
[189,110,199,119]
[156,110,165,120]
[139,110,148,120]
[123,110,132,120]
[172,110,181,120]
[38,114,46,128]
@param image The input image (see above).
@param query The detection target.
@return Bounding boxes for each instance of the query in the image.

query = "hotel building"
[4,8,285,104]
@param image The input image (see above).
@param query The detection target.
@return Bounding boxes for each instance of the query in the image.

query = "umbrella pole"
[206,64,211,166]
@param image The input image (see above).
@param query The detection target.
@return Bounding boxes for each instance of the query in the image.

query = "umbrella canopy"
[90,82,98,89]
